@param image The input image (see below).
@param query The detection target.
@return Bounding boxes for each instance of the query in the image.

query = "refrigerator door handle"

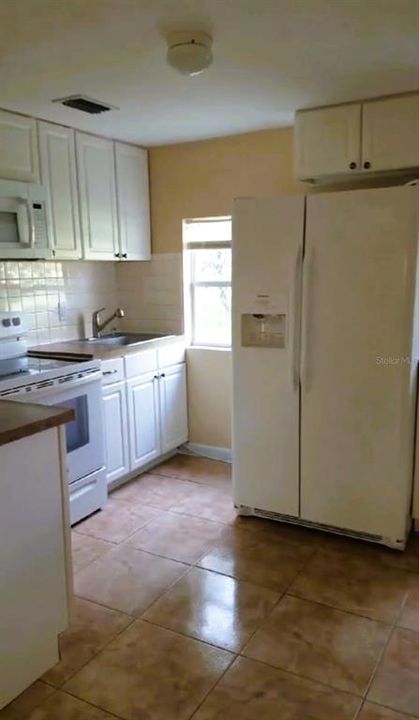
[291,245,303,391]
[300,247,313,392]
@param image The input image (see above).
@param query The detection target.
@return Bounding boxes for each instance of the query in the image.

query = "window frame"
[183,217,232,349]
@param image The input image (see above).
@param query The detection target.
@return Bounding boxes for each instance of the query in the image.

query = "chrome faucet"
[92,307,125,338]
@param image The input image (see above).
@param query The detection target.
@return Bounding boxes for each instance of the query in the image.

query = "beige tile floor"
[3,455,419,720]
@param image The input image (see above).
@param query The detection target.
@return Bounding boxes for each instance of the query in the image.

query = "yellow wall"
[149,127,302,255]
[149,127,302,449]
[186,348,232,449]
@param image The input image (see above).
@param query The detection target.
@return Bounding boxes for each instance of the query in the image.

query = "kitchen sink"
[79,332,171,346]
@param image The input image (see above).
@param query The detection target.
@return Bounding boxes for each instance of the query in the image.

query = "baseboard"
[179,443,232,463]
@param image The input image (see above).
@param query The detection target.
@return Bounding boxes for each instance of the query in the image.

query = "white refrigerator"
[232,185,419,549]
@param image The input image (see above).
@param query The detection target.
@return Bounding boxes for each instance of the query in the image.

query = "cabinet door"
[115,142,151,260]
[102,381,130,485]
[127,372,161,470]
[76,132,119,260]
[294,104,361,180]
[158,364,188,454]
[38,122,81,259]
[362,94,419,173]
[0,110,39,182]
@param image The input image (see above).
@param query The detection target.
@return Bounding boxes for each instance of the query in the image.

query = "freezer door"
[300,186,418,542]
[232,196,305,516]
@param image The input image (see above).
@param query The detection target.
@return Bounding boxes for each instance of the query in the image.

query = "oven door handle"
[4,371,102,401]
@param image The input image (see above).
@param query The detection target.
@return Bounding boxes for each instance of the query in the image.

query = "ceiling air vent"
[52,95,117,115]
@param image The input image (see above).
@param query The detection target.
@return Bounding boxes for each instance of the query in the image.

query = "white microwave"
[0,179,51,259]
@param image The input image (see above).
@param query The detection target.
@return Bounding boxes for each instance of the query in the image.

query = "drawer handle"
[160,372,166,378]
[103,369,118,376]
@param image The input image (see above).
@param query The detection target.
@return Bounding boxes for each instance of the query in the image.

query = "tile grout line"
[234,652,366,705]
[73,548,192,618]
[8,685,59,720]
[186,650,236,720]
[353,574,412,720]
[234,541,322,661]
[286,587,403,624]
[45,610,137,690]
[139,613,238,655]
[60,689,126,720]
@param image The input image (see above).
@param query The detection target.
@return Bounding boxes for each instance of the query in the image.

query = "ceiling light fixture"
[166,32,213,77]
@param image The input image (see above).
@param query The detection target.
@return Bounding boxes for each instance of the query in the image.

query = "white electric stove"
[0,312,107,524]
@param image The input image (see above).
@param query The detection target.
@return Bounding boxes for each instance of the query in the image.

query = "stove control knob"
[12,317,21,326]
[2,319,11,327]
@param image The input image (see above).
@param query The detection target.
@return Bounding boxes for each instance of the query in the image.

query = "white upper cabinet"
[76,132,119,260]
[295,93,419,181]
[294,104,362,180]
[38,121,81,259]
[115,142,151,261]
[362,95,419,173]
[0,110,39,182]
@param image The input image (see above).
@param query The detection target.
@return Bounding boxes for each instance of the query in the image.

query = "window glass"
[193,248,231,282]
[184,217,232,347]
[184,218,231,245]
[192,285,232,347]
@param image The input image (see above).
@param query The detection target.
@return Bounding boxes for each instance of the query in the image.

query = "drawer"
[158,343,186,369]
[125,348,158,379]
[101,357,124,385]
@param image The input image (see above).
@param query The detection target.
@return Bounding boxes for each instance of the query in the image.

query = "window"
[183,217,232,347]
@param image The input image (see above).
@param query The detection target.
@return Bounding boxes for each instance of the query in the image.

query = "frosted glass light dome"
[166,32,213,76]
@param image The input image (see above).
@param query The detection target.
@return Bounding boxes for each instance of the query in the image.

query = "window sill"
[187,344,231,353]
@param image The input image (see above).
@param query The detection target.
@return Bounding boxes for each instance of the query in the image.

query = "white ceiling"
[0,0,418,146]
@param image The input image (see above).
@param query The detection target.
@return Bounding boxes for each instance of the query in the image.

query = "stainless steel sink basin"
[80,332,170,347]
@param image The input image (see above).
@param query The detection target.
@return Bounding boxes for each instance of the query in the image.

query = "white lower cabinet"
[102,381,130,484]
[127,371,161,471]
[159,364,188,454]
[102,353,188,483]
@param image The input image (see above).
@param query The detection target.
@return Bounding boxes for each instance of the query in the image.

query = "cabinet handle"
[363,161,371,169]
[103,369,118,376]
[153,375,159,380]
[122,253,128,259]
[349,162,357,170]
[114,252,120,258]
[160,372,165,378]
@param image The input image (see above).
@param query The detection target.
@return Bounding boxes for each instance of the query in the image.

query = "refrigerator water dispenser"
[241,313,286,348]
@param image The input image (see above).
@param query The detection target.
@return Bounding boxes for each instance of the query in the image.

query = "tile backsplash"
[117,253,183,335]
[0,261,118,346]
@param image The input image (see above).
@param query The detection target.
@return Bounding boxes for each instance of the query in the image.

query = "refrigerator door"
[301,186,418,544]
[232,196,305,516]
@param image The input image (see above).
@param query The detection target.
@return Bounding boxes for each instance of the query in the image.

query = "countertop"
[29,334,186,361]
[0,401,74,447]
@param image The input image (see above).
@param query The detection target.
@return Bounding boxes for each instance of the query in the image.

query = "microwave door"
[0,180,50,259]
[0,196,34,258]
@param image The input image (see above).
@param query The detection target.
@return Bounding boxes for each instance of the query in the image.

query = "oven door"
[14,373,104,484]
